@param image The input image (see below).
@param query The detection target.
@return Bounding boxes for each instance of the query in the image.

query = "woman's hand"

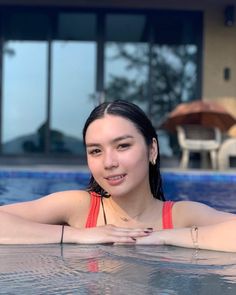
[135,230,165,245]
[67,224,153,244]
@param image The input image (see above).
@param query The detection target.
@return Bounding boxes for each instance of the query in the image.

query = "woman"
[0,100,236,251]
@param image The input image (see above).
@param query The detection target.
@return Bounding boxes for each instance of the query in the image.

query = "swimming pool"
[1,169,236,213]
[0,169,236,294]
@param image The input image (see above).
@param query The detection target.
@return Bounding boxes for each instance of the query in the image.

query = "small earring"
[151,159,156,165]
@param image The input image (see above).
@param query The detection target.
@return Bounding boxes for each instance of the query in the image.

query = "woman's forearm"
[0,211,150,245]
[0,211,78,244]
[162,220,236,252]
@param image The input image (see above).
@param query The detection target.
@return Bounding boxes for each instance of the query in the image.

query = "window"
[51,13,97,155]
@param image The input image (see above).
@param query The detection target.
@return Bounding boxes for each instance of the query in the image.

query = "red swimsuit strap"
[85,193,174,229]
[85,192,101,228]
[162,201,174,229]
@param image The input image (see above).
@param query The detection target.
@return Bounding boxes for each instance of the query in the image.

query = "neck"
[108,189,155,222]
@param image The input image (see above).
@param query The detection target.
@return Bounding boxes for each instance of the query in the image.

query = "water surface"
[1,244,236,294]
[0,170,236,294]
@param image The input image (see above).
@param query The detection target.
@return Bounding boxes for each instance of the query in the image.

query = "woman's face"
[85,114,156,197]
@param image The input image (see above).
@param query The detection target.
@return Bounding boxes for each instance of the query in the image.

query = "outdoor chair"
[218,138,236,170]
[177,125,221,169]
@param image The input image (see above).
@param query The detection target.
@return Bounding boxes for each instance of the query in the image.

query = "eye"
[117,143,131,150]
[87,148,101,156]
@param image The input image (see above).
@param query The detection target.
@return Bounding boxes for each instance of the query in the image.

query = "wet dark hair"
[82,99,165,201]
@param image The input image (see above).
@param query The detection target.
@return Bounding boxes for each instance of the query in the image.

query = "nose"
[103,150,119,169]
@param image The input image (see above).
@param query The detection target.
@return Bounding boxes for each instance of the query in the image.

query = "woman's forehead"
[88,115,137,131]
[85,115,141,141]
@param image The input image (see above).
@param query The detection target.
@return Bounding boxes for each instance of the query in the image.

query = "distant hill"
[2,132,86,156]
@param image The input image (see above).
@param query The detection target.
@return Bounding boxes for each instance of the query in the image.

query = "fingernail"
[131,237,136,241]
[144,228,153,233]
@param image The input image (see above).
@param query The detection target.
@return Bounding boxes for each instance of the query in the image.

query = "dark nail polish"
[144,230,151,233]
[147,228,153,231]
[131,237,136,241]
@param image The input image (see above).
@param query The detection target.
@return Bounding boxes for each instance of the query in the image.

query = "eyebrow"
[86,135,134,147]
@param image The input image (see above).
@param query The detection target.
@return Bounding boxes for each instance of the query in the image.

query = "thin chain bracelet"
[60,225,65,244]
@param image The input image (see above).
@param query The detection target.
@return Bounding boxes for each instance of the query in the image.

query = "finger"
[112,226,153,233]
[110,228,153,238]
[112,236,137,244]
[110,230,152,238]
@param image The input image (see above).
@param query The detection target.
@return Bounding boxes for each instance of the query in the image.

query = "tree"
[104,43,198,155]
[105,43,197,127]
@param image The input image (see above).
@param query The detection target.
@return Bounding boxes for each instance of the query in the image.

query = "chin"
[106,188,131,198]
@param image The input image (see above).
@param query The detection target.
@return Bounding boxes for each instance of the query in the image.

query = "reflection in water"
[0,244,236,294]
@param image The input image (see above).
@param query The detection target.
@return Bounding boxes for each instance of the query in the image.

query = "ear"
[149,138,158,164]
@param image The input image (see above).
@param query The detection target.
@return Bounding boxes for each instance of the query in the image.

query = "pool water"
[0,170,236,294]
[163,172,236,213]
[1,170,236,213]
[1,244,236,295]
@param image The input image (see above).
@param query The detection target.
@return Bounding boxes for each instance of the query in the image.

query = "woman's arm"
[0,210,68,244]
[173,201,236,228]
[136,219,236,252]
[0,190,91,227]
[0,211,151,245]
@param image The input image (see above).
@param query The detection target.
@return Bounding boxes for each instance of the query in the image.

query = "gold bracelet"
[190,226,199,249]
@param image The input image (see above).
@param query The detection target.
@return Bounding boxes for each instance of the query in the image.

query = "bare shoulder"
[173,200,212,211]
[172,200,236,228]
[1,189,92,227]
[38,189,92,222]
[54,190,92,227]
[41,189,91,205]
[18,189,91,210]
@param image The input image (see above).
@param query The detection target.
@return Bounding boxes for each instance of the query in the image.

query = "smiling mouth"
[105,174,126,181]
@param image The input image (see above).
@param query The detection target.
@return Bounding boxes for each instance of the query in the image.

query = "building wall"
[203,5,236,117]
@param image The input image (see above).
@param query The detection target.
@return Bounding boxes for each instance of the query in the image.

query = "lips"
[105,174,126,185]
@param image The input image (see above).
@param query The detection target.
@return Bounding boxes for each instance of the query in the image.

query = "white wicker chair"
[177,125,221,169]
[218,138,236,170]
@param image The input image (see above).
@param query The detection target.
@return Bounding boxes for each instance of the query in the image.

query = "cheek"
[126,148,149,170]
[87,157,100,176]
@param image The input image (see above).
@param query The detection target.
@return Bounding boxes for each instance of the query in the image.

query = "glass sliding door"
[150,11,200,124]
[0,8,202,162]
[50,13,97,155]
[2,10,49,155]
[2,41,47,154]
[104,11,202,157]
[104,14,149,113]
[150,11,202,156]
